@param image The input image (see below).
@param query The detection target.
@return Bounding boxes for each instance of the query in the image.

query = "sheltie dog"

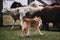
[21,16,43,37]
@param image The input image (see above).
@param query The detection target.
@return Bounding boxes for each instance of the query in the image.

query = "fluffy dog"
[21,17,43,37]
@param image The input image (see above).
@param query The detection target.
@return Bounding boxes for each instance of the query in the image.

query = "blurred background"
[0,0,60,31]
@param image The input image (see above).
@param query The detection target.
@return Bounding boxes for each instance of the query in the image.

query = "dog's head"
[33,17,42,22]
[33,16,42,26]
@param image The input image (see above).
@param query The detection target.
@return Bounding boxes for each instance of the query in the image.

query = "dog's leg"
[26,29,30,36]
[26,21,31,36]
[21,28,29,37]
[21,29,25,37]
[21,21,31,37]
[21,21,28,37]
[11,20,15,29]
[36,27,43,35]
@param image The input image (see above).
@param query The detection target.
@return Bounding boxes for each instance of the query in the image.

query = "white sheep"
[2,6,30,29]
[28,2,44,15]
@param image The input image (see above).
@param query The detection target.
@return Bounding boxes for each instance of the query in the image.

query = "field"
[0,27,60,40]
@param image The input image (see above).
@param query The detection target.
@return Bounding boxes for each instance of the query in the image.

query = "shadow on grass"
[19,34,45,38]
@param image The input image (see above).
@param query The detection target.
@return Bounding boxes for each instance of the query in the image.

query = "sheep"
[28,2,44,15]
[2,7,30,29]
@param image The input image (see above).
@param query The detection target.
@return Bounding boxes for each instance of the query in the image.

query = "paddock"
[0,0,60,40]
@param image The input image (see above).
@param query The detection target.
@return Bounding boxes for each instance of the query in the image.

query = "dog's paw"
[26,33,30,37]
[20,35,24,37]
[40,33,43,36]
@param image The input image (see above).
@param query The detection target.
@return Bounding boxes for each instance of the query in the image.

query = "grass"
[0,27,60,40]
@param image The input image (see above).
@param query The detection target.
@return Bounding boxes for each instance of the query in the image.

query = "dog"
[21,16,43,37]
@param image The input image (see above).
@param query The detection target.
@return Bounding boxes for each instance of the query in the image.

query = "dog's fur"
[21,17,43,37]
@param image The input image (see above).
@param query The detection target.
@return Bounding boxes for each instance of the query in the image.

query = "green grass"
[0,27,60,40]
